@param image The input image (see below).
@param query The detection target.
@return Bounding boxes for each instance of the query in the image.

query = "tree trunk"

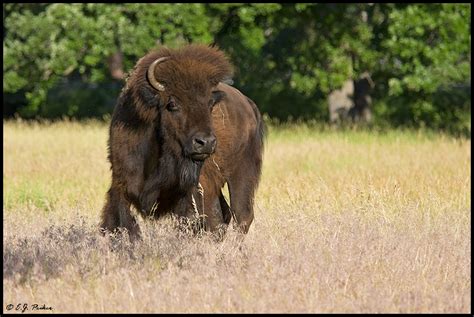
[108,51,125,80]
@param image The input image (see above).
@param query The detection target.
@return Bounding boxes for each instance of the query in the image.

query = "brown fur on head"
[151,44,234,89]
[126,44,233,123]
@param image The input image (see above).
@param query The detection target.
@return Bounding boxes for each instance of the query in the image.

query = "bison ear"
[221,78,234,86]
[209,69,233,86]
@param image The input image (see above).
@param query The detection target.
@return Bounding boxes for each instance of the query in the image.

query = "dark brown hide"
[100,45,264,240]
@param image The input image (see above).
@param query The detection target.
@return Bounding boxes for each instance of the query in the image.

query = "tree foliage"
[3,3,471,135]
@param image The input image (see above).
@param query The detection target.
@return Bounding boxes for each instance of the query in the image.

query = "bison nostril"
[194,138,206,146]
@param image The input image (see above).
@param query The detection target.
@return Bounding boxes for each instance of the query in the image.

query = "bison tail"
[247,96,266,152]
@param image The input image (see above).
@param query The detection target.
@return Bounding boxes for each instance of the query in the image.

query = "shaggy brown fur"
[100,44,264,240]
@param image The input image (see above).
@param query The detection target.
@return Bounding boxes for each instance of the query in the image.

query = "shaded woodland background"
[3,3,471,136]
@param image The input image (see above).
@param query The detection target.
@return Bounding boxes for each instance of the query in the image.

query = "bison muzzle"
[100,44,264,240]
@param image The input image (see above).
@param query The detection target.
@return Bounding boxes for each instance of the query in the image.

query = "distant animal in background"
[328,72,374,124]
[100,44,265,240]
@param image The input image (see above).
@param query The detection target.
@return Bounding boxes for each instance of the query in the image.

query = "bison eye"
[209,90,225,109]
[166,100,179,112]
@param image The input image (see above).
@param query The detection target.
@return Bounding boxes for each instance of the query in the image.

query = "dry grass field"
[3,119,471,313]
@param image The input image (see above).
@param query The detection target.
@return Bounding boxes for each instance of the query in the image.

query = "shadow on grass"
[3,217,248,285]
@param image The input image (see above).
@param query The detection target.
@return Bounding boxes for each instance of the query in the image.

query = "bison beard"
[138,149,202,215]
[159,133,203,194]
[179,160,202,191]
[100,44,264,241]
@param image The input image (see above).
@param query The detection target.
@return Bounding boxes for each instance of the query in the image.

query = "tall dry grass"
[3,120,471,313]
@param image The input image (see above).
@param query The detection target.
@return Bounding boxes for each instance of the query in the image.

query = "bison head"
[144,45,233,163]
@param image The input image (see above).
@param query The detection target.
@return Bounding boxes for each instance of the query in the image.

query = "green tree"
[3,3,214,118]
[3,3,471,135]
[380,3,471,134]
[214,4,385,121]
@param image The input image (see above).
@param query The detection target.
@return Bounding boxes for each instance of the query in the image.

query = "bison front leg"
[177,186,227,238]
[138,173,162,215]
[203,194,228,239]
[100,186,141,241]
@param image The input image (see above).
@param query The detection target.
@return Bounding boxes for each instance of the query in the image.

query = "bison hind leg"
[227,154,262,234]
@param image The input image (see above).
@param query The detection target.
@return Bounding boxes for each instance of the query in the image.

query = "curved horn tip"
[147,56,170,91]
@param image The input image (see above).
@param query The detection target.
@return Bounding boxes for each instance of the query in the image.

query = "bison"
[100,44,264,240]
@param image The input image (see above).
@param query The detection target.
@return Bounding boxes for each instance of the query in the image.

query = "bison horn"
[147,56,170,91]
